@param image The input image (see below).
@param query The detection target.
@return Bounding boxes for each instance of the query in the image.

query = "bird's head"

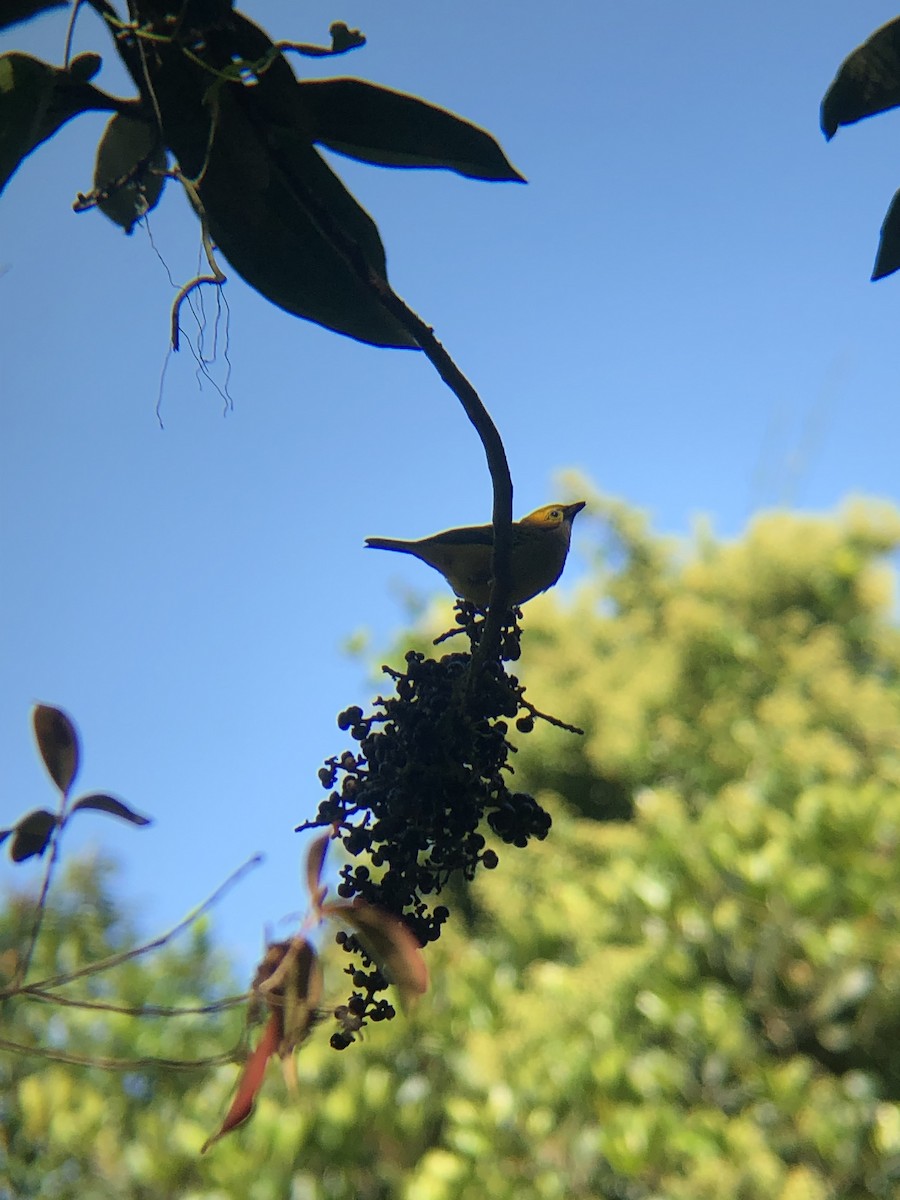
[520,500,587,531]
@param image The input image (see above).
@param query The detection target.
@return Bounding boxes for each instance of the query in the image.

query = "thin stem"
[11,788,70,993]
[0,1036,241,1071]
[18,987,250,1017]
[7,854,262,996]
[367,282,515,651]
[63,0,87,68]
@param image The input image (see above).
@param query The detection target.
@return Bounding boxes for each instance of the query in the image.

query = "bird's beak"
[565,501,587,520]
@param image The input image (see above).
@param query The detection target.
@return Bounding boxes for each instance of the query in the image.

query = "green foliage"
[1,857,244,1197]
[5,494,900,1197]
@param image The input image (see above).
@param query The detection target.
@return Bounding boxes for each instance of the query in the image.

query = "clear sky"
[3,0,900,974]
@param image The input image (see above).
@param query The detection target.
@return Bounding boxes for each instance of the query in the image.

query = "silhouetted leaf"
[872,188,900,280]
[329,23,366,55]
[69,792,152,826]
[68,53,102,84]
[0,52,127,195]
[9,808,57,862]
[201,1011,279,1152]
[0,0,66,31]
[134,12,416,346]
[300,78,525,181]
[94,113,167,234]
[203,935,322,1151]
[822,17,900,139]
[32,704,79,793]
[323,899,428,1012]
[286,22,366,58]
[0,828,13,847]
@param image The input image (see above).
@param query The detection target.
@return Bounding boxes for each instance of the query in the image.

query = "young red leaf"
[323,899,428,1012]
[304,827,333,912]
[69,792,152,827]
[9,808,57,861]
[32,704,79,794]
[254,937,323,1053]
[201,1012,279,1153]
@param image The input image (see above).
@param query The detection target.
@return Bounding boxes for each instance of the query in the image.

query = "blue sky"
[3,0,900,974]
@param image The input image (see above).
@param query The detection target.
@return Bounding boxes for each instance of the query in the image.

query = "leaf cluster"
[1,0,522,346]
[1,704,150,867]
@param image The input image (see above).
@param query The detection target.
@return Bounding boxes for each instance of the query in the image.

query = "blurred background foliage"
[3,484,900,1199]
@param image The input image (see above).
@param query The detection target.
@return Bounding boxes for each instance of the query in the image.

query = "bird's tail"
[365,537,417,555]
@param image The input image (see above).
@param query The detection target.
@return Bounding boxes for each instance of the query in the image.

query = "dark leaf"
[872,187,900,280]
[32,703,79,793]
[821,17,900,139]
[0,52,127,196]
[0,828,13,847]
[329,23,366,55]
[323,899,428,1012]
[9,808,57,862]
[94,113,167,234]
[299,78,525,182]
[201,1011,279,1152]
[283,22,366,59]
[0,0,66,31]
[139,13,416,347]
[69,792,152,826]
[68,53,102,85]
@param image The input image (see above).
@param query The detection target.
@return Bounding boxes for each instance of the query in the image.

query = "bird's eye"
[549,509,562,520]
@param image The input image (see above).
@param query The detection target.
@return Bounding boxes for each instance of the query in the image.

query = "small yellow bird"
[365,501,586,608]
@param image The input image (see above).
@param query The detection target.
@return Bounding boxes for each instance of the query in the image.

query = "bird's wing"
[425,523,494,547]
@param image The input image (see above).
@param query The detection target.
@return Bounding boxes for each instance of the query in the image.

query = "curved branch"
[367,279,515,657]
[272,167,515,657]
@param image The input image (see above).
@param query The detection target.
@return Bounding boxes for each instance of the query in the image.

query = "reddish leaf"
[254,937,323,1055]
[201,1012,279,1153]
[304,828,333,911]
[69,792,152,827]
[323,899,428,1012]
[9,808,57,862]
[32,704,79,793]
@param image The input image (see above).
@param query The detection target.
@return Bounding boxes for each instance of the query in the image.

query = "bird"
[365,501,586,608]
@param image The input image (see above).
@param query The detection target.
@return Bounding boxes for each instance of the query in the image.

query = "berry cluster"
[296,605,552,1044]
